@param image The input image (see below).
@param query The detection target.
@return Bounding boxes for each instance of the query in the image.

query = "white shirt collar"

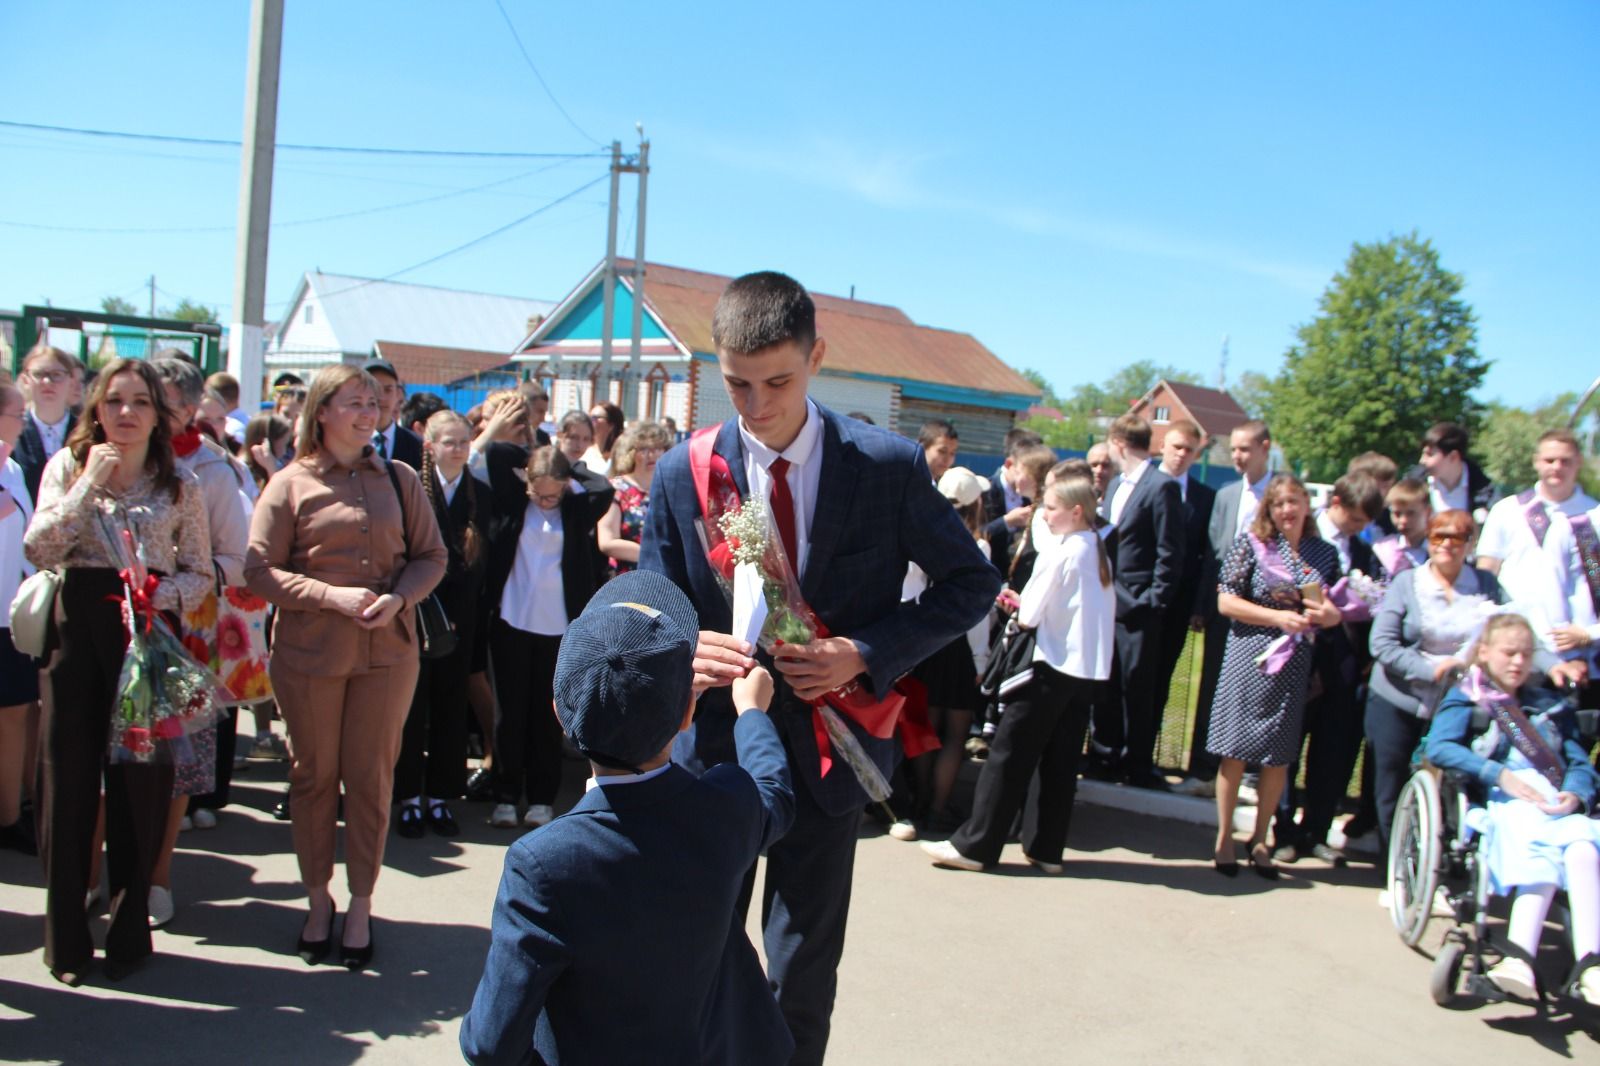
[1123,456,1151,486]
[1315,509,1347,547]
[739,400,822,472]
[1246,470,1271,495]
[440,470,463,505]
[584,762,674,792]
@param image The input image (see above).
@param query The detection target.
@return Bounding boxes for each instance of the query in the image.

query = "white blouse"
[500,501,567,636]
[1019,530,1115,681]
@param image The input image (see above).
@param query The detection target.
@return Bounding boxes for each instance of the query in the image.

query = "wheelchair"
[1386,695,1600,1009]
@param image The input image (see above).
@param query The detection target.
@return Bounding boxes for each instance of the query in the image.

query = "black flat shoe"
[273,793,292,821]
[49,964,88,987]
[297,900,336,965]
[341,918,374,971]
[1249,842,1280,881]
[465,768,495,802]
[396,804,424,839]
[427,803,459,837]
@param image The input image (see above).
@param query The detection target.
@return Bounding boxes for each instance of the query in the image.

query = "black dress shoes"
[297,900,336,965]
[396,804,425,839]
[465,768,495,802]
[341,919,374,971]
[272,792,291,821]
[427,803,460,837]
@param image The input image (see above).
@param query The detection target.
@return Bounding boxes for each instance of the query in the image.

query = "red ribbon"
[688,427,938,777]
[110,569,161,635]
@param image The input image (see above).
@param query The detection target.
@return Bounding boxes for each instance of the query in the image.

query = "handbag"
[9,568,60,658]
[384,460,458,660]
[978,617,1038,704]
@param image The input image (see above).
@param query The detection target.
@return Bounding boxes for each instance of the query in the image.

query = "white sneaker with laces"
[523,804,554,828]
[887,819,918,842]
[148,886,175,929]
[920,840,983,872]
[1486,957,1537,999]
[489,803,519,828]
[1172,777,1214,798]
[190,808,217,830]
[1578,967,1600,1007]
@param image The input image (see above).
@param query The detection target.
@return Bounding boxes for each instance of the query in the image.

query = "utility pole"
[597,140,622,406]
[148,275,157,357]
[227,0,283,412]
[1217,334,1230,390]
[624,130,649,417]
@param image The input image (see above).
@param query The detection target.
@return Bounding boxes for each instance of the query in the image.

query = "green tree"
[1019,368,1063,410]
[165,298,219,324]
[1231,370,1272,420]
[100,295,139,316]
[1261,232,1489,481]
[1102,360,1200,409]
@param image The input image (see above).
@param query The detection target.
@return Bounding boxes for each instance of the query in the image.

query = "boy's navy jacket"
[639,405,1001,815]
[460,710,796,1066]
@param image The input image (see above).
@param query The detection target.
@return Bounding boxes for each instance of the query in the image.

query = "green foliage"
[1477,392,1600,495]
[1020,368,1063,410]
[165,299,219,324]
[1260,232,1489,482]
[1015,361,1200,452]
[1102,360,1200,409]
[1231,370,1272,419]
[100,295,139,315]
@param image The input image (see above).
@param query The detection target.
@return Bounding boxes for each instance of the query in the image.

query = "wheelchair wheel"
[1431,940,1465,1006]
[1389,770,1443,947]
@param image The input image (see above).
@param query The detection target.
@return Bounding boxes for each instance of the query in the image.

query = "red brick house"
[1129,379,1250,460]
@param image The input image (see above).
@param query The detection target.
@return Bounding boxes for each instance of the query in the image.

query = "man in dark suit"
[1174,420,1275,796]
[641,271,998,1065]
[461,571,796,1066]
[1149,420,1215,768]
[363,358,424,469]
[1096,413,1185,790]
[14,345,80,505]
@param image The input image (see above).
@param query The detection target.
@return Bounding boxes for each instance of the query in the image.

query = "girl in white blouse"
[925,476,1114,874]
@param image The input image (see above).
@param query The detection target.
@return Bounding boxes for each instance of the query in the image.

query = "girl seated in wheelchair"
[1425,612,1600,1005]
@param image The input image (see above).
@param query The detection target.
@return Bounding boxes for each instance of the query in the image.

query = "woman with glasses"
[391,410,492,839]
[479,442,612,829]
[15,345,80,505]
[596,421,672,575]
[1365,509,1567,857]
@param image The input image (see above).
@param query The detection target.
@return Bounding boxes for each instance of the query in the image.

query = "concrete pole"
[597,140,621,405]
[227,0,283,412]
[627,137,649,418]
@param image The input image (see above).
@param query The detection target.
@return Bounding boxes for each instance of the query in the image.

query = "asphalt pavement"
[1,751,1596,1064]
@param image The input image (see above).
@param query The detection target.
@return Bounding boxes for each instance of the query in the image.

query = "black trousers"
[38,569,172,972]
[1186,614,1229,779]
[952,663,1096,865]
[1103,616,1162,777]
[394,644,472,802]
[1365,688,1428,857]
[1276,657,1363,848]
[489,621,562,806]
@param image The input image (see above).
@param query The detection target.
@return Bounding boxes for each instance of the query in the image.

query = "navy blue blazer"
[639,405,1000,815]
[461,711,796,1066]
[1100,463,1185,622]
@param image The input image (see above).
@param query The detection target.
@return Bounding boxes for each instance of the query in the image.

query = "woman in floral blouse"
[24,358,212,985]
[597,421,671,574]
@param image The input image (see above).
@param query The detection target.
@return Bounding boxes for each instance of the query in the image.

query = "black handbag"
[978,618,1038,704]
[385,460,458,660]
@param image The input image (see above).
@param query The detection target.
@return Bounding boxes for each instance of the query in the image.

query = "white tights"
[1506,840,1600,962]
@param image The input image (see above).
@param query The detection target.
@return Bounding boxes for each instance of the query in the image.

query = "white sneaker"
[1340,828,1379,856]
[523,804,554,828]
[1486,957,1537,999]
[148,886,175,929]
[920,840,983,871]
[1172,776,1215,798]
[489,803,518,828]
[1578,968,1600,1007]
[1376,889,1392,909]
[1025,854,1064,875]
[179,815,193,832]
[887,819,918,842]
[1237,783,1260,806]
[190,808,217,830]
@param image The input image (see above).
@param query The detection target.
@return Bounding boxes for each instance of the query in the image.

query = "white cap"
[937,466,991,508]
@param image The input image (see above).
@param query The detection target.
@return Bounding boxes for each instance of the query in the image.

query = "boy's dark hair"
[917,419,958,449]
[400,391,448,433]
[1331,472,1384,520]
[711,271,816,355]
[846,411,876,425]
[1347,450,1398,482]
[1234,419,1271,446]
[1108,413,1153,451]
[1004,427,1044,458]
[1422,422,1469,458]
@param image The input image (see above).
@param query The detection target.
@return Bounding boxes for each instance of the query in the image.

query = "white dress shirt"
[1476,488,1599,660]
[0,457,35,613]
[373,423,398,460]
[1235,470,1272,535]
[440,471,462,508]
[585,763,673,791]
[1019,530,1115,681]
[1427,472,1470,516]
[501,501,568,636]
[1108,458,1149,527]
[1315,509,1353,574]
[28,410,69,459]
[739,400,824,581]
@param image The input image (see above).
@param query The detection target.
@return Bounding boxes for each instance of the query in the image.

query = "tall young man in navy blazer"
[640,272,999,1064]
[1096,413,1185,790]
[462,571,796,1065]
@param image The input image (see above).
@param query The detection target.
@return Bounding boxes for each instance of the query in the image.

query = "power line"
[0,158,601,235]
[492,0,606,149]
[0,118,605,159]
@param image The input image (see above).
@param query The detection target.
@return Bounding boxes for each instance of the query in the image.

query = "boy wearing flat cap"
[461,570,796,1066]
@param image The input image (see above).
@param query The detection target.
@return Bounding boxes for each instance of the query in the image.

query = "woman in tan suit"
[246,364,445,970]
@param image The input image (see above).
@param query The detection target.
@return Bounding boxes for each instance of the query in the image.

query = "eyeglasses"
[26,370,68,385]
[1429,532,1469,545]
[633,446,663,458]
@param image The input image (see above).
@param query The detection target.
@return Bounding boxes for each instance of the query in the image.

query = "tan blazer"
[246,450,447,677]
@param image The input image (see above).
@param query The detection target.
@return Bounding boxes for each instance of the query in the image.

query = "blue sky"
[1,1,1594,411]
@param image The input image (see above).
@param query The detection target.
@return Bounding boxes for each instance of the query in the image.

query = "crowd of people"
[2,269,1598,1057]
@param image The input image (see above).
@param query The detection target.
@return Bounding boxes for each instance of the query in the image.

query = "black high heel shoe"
[1213,844,1239,877]
[341,916,374,971]
[297,899,336,965]
[1248,841,1280,881]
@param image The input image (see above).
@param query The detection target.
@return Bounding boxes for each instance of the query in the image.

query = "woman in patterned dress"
[597,421,672,575]
[1207,474,1343,879]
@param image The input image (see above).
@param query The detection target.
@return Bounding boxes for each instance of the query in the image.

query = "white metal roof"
[277,271,555,358]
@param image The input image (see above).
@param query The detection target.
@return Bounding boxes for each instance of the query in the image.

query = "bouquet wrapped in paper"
[98,504,230,765]
[1327,568,1388,623]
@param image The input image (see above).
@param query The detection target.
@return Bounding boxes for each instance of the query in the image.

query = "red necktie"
[768,457,799,570]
